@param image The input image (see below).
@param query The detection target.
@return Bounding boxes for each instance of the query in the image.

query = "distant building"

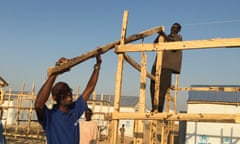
[86,94,144,137]
[185,85,240,144]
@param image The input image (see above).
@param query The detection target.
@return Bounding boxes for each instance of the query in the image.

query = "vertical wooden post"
[75,85,81,100]
[173,74,179,113]
[154,28,165,113]
[166,91,171,112]
[169,120,175,144]
[100,94,103,114]
[15,83,25,133]
[156,30,170,144]
[27,83,35,134]
[107,96,111,113]
[92,91,96,112]
[150,27,165,144]
[134,50,147,144]
[161,120,168,144]
[169,74,179,144]
[108,10,128,144]
[5,89,11,128]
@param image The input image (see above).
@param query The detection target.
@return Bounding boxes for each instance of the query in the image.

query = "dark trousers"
[0,122,6,144]
[150,68,172,112]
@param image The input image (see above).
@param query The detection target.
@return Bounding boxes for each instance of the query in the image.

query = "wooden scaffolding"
[105,10,240,144]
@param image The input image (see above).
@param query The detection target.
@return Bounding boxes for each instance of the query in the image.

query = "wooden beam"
[175,86,240,92]
[133,52,146,144]
[109,10,128,144]
[0,76,8,87]
[115,38,240,52]
[123,54,155,80]
[153,34,165,144]
[105,112,240,123]
[47,26,163,76]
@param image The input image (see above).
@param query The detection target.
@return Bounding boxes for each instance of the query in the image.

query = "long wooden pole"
[134,51,147,144]
[112,10,128,144]
[47,26,163,76]
[107,112,240,123]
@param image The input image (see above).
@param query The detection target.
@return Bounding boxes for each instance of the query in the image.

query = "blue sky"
[1,1,240,111]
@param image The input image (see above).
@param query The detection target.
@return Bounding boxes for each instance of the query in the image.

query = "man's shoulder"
[171,34,182,40]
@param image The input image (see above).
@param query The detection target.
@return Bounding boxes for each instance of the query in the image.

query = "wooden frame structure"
[105,10,240,144]
[1,10,240,144]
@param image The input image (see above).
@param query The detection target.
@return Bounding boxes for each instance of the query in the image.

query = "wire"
[184,19,240,26]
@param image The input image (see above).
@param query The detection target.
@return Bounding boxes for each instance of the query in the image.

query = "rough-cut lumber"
[133,52,146,144]
[105,112,240,123]
[0,76,8,87]
[110,10,129,144]
[175,86,240,92]
[123,54,155,80]
[47,26,163,76]
[115,38,240,52]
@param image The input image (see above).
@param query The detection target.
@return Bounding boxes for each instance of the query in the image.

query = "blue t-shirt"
[38,96,87,144]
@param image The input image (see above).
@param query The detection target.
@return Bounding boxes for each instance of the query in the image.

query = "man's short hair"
[86,108,93,114]
[51,82,72,98]
[173,22,181,31]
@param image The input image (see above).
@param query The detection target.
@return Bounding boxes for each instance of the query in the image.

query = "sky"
[0,1,240,111]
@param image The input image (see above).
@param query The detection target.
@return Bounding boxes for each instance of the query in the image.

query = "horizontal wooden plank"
[115,38,240,52]
[175,86,240,92]
[105,112,240,123]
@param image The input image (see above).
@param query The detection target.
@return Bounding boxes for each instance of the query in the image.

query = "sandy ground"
[99,136,133,144]
[5,132,149,144]
[4,123,180,144]
[4,124,150,144]
[4,124,158,144]
[6,137,45,144]
[5,136,134,144]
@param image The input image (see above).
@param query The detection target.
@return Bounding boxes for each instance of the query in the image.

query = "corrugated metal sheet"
[89,95,139,107]
[188,85,240,103]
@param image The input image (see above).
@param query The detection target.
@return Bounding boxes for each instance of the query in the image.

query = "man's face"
[170,24,180,34]
[85,111,92,121]
[60,92,73,106]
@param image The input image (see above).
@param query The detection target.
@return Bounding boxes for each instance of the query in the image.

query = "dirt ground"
[98,136,133,144]
[5,132,149,144]
[5,136,134,144]
[6,137,45,144]
[4,124,157,144]
[4,124,150,144]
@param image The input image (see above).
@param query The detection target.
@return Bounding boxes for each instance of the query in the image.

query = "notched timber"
[115,38,240,52]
